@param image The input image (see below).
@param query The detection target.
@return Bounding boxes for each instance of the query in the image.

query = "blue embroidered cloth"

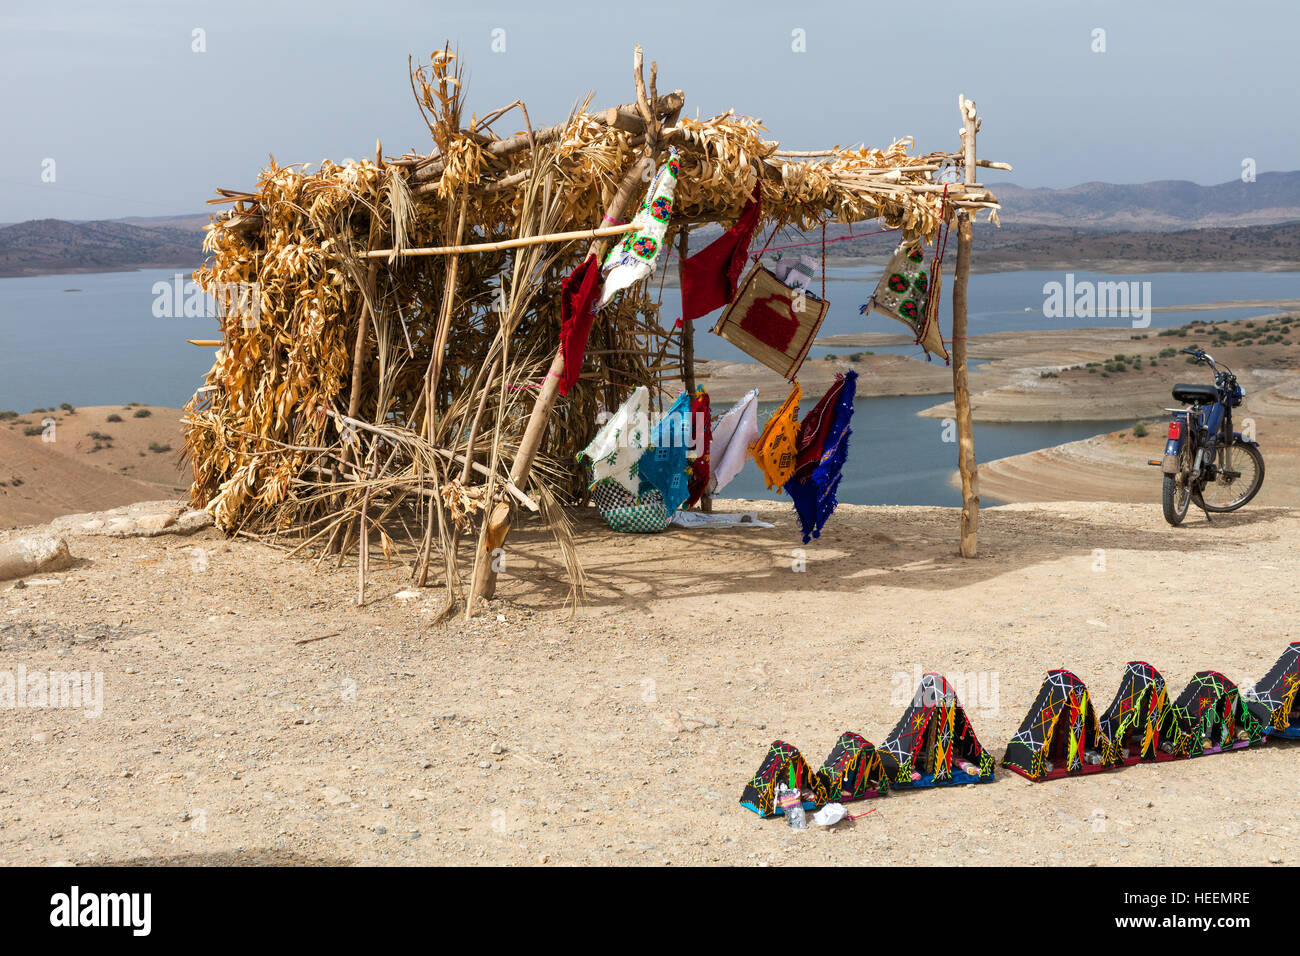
[784,370,857,543]
[638,391,694,516]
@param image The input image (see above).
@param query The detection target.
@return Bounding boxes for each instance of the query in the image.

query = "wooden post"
[678,228,697,399]
[468,47,665,605]
[677,227,710,512]
[952,95,980,558]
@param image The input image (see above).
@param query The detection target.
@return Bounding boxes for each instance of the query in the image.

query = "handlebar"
[1180,346,1232,378]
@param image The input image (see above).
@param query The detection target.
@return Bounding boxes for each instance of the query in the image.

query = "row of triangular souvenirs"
[740,673,996,817]
[578,371,859,543]
[1005,644,1300,781]
[741,644,1300,815]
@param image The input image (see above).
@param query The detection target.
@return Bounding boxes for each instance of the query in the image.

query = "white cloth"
[669,511,774,530]
[578,386,651,494]
[598,148,679,308]
[707,388,759,495]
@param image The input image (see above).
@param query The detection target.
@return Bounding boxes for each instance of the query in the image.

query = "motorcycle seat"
[1171,383,1219,405]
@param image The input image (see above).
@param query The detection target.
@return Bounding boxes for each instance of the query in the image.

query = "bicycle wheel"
[1162,443,1193,526]
[1200,440,1264,512]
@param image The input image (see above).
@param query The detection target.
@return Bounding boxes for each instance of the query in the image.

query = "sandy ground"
[0,406,187,528]
[2,311,1298,867]
[1,497,1298,866]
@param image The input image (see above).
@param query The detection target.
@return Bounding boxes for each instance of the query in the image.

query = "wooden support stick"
[677,227,709,513]
[469,48,665,604]
[952,95,981,559]
[363,222,636,259]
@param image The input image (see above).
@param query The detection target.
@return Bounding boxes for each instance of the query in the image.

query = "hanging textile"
[680,183,762,321]
[785,370,857,543]
[685,387,711,508]
[638,390,694,515]
[598,147,680,308]
[711,263,830,381]
[577,385,651,495]
[862,242,948,362]
[670,510,775,530]
[557,253,602,396]
[708,388,759,495]
[749,382,802,490]
[591,477,672,534]
[789,373,850,483]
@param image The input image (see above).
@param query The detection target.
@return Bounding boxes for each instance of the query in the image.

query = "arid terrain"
[0,405,189,528]
[2,312,1298,866]
[2,497,1297,866]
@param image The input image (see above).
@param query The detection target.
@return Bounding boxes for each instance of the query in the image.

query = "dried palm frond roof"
[211,47,1000,248]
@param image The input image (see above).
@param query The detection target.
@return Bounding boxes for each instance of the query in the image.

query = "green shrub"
[60,402,74,412]
[106,413,123,423]
[0,411,16,420]
[1132,422,1148,437]
[133,408,152,418]
[23,425,43,436]
[148,442,171,453]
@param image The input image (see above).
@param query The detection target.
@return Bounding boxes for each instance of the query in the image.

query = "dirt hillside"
[0,406,187,528]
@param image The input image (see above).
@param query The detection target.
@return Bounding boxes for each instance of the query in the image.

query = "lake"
[2,266,1297,506]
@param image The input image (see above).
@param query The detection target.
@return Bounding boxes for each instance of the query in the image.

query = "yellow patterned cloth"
[749,382,802,490]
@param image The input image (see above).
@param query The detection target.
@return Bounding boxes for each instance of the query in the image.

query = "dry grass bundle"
[182,44,1000,613]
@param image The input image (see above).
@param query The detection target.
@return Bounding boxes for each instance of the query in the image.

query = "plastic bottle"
[775,784,807,830]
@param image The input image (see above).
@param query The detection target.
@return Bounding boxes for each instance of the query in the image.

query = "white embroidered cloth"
[598,148,680,308]
[708,388,760,495]
[578,386,651,494]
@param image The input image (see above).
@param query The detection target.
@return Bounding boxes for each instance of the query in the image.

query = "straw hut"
[183,45,1006,617]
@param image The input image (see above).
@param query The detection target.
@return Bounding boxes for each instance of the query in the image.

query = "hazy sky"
[2,0,1296,222]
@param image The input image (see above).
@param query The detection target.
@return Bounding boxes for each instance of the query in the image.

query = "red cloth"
[558,253,602,396]
[739,289,801,351]
[791,374,846,481]
[680,184,762,321]
[686,388,712,507]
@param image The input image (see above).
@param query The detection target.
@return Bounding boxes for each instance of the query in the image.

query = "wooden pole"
[952,95,980,559]
[363,222,637,259]
[469,46,664,604]
[676,227,710,513]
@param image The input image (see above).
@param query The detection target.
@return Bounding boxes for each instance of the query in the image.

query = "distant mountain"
[972,220,1300,272]
[0,218,206,278]
[4,171,1299,278]
[112,213,211,232]
[789,218,1300,273]
[994,171,1300,230]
